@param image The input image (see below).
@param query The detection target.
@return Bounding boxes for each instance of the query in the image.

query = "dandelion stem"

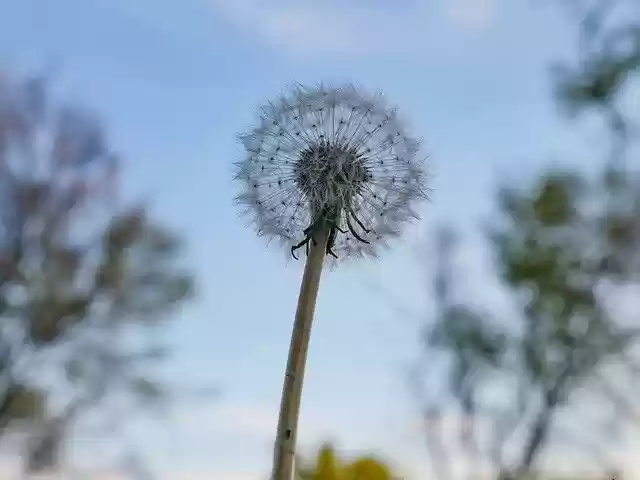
[272,227,329,480]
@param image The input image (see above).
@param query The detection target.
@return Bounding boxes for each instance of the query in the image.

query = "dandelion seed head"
[234,84,429,264]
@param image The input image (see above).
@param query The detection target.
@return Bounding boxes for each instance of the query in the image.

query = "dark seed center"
[294,142,369,210]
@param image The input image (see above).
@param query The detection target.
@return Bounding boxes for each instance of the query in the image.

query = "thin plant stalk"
[272,228,329,480]
[235,84,428,479]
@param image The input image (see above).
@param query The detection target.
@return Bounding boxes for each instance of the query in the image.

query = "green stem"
[272,228,329,480]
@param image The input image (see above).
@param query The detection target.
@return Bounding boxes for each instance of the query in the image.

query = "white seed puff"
[234,84,429,264]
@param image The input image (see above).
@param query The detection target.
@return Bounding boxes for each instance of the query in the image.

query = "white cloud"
[446,0,498,30]
[209,0,499,57]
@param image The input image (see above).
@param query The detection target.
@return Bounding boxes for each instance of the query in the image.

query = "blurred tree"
[297,443,402,480]
[417,165,640,478]
[414,2,638,478]
[552,0,639,162]
[0,71,194,475]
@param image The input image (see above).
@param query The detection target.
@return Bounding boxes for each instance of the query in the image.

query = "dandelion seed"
[233,84,429,480]
[234,84,428,263]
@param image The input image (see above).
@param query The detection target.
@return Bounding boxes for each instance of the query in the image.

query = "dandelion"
[234,84,428,480]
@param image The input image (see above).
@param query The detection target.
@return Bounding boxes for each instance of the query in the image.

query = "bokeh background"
[0,0,638,478]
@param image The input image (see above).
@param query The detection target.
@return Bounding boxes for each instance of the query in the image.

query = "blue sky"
[0,0,628,478]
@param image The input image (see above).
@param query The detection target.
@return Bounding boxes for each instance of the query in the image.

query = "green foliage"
[131,377,164,402]
[415,2,639,479]
[297,444,401,480]
[555,0,639,107]
[429,305,506,367]
[0,383,46,428]
[553,0,639,151]
[420,167,640,479]
[344,457,396,480]
[557,48,639,111]
[499,168,638,378]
